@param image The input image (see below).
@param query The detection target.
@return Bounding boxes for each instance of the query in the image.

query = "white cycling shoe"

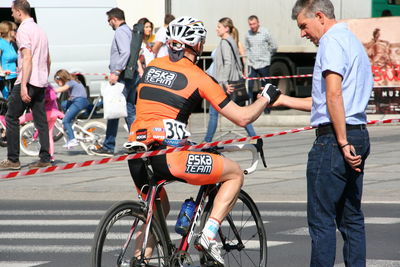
[195,232,225,266]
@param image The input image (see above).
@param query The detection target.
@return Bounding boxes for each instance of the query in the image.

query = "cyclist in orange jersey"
[127,16,281,264]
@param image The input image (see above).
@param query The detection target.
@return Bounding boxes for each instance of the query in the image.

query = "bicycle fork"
[116,185,158,266]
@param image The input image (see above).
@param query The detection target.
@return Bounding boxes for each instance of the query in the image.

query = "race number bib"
[163,119,191,140]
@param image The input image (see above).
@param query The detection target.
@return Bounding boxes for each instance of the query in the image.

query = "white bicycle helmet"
[166,16,207,51]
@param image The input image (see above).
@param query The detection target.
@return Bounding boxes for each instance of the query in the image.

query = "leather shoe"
[29,161,52,169]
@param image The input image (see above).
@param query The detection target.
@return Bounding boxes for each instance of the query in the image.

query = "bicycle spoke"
[207,191,267,267]
[92,201,169,267]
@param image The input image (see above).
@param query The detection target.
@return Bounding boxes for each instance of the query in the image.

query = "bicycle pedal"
[200,257,223,267]
[193,234,203,251]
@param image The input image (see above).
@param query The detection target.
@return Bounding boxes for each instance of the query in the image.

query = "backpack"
[123,23,144,80]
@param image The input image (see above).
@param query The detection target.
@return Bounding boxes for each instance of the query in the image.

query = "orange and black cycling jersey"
[129,56,230,146]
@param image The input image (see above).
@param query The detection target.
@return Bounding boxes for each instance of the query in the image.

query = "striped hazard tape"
[0,118,399,179]
[243,74,313,80]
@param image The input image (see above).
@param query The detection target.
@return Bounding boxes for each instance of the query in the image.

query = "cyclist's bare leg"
[208,157,243,222]
[134,187,169,260]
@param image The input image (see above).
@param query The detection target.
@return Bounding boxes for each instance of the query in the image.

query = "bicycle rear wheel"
[92,201,169,267]
[201,190,267,266]
[20,122,40,156]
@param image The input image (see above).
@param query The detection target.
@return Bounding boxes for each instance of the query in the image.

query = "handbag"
[222,39,249,105]
[100,82,127,119]
[227,79,248,105]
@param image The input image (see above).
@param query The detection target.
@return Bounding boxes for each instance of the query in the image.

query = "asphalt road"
[0,117,399,266]
[0,122,398,203]
[0,200,399,267]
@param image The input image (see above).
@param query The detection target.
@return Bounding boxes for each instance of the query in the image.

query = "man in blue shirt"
[93,7,137,157]
[271,0,372,266]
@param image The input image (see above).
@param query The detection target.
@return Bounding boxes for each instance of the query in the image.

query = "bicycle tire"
[19,122,40,156]
[91,200,169,267]
[78,121,106,155]
[53,119,64,142]
[0,98,7,147]
[201,190,267,267]
[0,123,7,147]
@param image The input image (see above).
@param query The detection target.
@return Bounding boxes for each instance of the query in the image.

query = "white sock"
[203,217,220,240]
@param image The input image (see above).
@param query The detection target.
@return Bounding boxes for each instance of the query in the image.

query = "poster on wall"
[346,17,400,114]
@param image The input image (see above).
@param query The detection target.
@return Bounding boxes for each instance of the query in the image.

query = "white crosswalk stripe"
[0,206,284,267]
[334,260,400,267]
[0,219,264,226]
[277,217,400,236]
[0,262,50,267]
[0,209,306,217]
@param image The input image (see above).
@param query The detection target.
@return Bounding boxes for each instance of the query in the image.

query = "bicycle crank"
[170,251,195,267]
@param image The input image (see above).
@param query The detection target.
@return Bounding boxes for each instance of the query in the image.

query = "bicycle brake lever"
[254,139,267,168]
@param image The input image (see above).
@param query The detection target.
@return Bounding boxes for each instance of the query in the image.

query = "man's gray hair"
[291,0,335,20]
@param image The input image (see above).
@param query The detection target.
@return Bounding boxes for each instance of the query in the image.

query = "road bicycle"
[19,97,106,156]
[92,141,268,267]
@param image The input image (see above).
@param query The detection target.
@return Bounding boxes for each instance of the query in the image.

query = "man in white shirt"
[245,15,277,104]
[152,14,175,58]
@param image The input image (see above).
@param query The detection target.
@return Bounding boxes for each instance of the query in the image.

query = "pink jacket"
[44,85,64,120]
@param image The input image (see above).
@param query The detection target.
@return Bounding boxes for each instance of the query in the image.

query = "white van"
[0,0,116,98]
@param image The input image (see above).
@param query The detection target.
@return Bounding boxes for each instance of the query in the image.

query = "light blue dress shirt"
[109,23,131,74]
[310,23,373,127]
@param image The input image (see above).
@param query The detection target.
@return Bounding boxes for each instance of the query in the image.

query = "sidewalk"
[187,109,398,134]
[0,120,398,203]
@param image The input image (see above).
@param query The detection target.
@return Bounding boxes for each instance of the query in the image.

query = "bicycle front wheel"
[202,190,267,267]
[0,122,7,147]
[53,119,64,142]
[20,122,40,156]
[79,121,106,155]
[92,201,169,267]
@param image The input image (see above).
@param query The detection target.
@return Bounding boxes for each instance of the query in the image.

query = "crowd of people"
[0,1,279,159]
[0,0,373,266]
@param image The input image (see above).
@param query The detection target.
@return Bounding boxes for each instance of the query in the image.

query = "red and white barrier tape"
[1,118,399,179]
[73,72,109,76]
[243,74,313,80]
[3,72,108,76]
[74,73,314,79]
[5,71,313,80]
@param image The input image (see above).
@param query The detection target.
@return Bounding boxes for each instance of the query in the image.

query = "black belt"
[315,124,366,137]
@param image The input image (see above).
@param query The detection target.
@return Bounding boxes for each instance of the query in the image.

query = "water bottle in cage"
[175,197,196,235]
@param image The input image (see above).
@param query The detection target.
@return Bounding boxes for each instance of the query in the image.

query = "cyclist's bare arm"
[218,97,269,127]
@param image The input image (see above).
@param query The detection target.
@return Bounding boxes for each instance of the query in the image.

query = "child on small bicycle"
[54,69,89,149]
[0,84,63,162]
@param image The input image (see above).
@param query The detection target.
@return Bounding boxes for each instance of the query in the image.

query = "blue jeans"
[248,65,270,103]
[307,128,370,267]
[61,97,89,140]
[204,105,256,142]
[103,73,138,151]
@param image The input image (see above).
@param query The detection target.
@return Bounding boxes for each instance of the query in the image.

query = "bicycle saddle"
[124,141,148,154]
